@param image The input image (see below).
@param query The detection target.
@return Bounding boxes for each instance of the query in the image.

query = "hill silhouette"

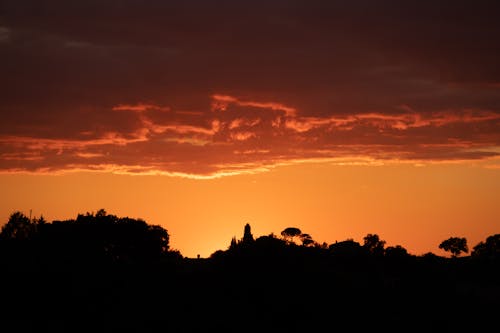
[0,209,498,332]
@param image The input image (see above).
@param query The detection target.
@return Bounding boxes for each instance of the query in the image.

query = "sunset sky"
[1,1,499,258]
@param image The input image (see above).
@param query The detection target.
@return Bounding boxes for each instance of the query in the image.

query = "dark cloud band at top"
[1,1,499,176]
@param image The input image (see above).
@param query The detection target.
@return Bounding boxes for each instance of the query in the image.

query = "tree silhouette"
[363,233,386,255]
[385,245,409,258]
[439,237,468,258]
[229,236,238,250]
[23,209,173,263]
[299,233,314,246]
[281,227,302,244]
[1,208,499,332]
[471,234,500,259]
[0,211,36,240]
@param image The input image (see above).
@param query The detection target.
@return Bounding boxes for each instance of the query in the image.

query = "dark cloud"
[1,1,499,176]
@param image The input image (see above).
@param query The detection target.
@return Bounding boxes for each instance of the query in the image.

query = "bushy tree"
[300,233,314,247]
[363,233,386,256]
[329,239,365,257]
[471,234,500,259]
[439,237,468,258]
[385,245,409,258]
[36,209,171,262]
[0,211,36,240]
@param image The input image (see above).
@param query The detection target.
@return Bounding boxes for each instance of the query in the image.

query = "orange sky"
[1,160,498,258]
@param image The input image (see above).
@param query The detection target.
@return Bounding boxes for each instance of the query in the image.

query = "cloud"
[0,94,498,177]
[0,1,499,177]
[112,104,170,113]
[212,94,297,117]
[0,26,10,42]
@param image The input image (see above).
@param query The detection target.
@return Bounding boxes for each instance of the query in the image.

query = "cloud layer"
[1,1,499,177]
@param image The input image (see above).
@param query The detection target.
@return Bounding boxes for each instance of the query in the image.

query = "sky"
[1,0,499,258]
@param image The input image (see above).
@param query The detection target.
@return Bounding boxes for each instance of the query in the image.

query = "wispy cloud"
[0,94,498,177]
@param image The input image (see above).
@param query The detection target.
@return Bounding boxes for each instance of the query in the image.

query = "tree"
[229,236,238,250]
[281,227,302,244]
[385,245,409,258]
[439,237,468,258]
[147,224,170,254]
[38,210,172,262]
[471,234,500,259]
[363,233,386,255]
[0,211,36,240]
[329,239,366,258]
[299,233,314,247]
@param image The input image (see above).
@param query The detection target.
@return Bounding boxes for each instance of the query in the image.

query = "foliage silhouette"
[363,233,386,256]
[299,233,314,246]
[471,234,500,259]
[0,210,498,332]
[280,227,302,244]
[328,239,366,258]
[0,211,36,240]
[439,236,469,257]
[385,244,409,258]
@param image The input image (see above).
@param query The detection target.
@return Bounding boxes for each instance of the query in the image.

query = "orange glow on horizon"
[1,161,498,259]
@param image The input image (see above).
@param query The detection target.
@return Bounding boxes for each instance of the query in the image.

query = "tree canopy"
[0,211,36,240]
[439,237,469,258]
[0,209,174,263]
[471,234,500,259]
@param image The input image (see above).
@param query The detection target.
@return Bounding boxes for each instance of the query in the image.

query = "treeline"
[0,210,499,332]
[215,223,500,261]
[0,209,182,267]
[2,210,498,262]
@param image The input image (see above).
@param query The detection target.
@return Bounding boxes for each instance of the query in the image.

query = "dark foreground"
[0,211,498,332]
[1,249,498,333]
